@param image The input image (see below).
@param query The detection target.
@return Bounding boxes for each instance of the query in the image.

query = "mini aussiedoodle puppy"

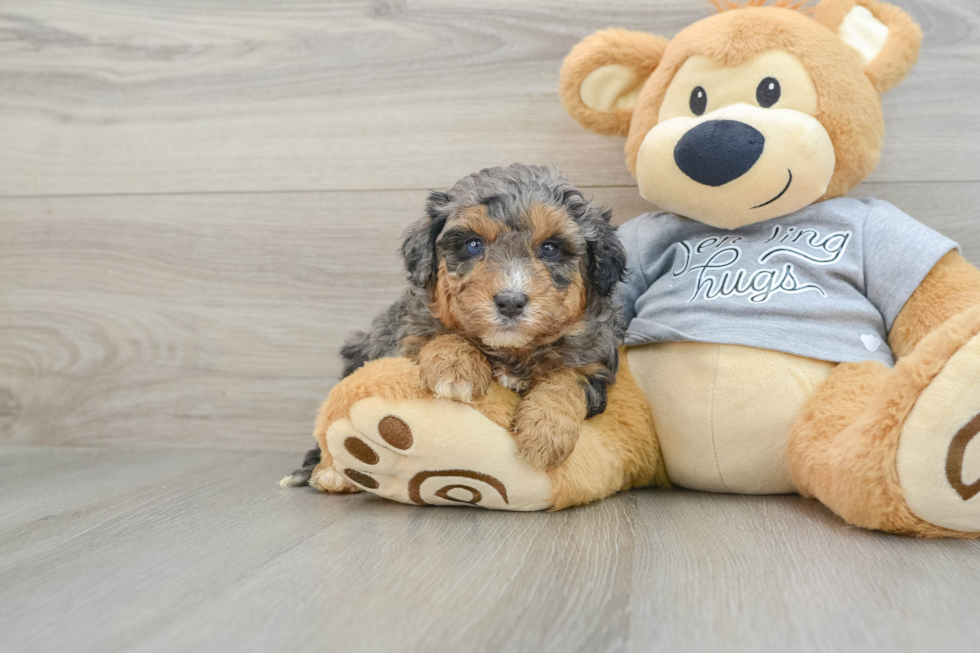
[282,163,627,487]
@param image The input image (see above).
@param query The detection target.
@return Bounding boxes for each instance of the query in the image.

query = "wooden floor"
[3,1,980,650]
[2,446,978,653]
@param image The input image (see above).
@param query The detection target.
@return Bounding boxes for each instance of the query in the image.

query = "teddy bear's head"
[559,0,922,229]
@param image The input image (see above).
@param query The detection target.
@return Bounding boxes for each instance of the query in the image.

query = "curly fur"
[343,163,626,411]
[289,164,628,480]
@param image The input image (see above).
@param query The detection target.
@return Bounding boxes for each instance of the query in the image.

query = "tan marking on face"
[563,318,589,337]
[454,204,504,242]
[502,258,587,348]
[528,203,579,247]
[432,260,461,330]
[431,211,589,350]
[559,273,588,330]
[434,255,502,342]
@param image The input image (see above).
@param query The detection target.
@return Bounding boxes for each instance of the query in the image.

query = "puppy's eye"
[465,238,484,255]
[690,86,707,116]
[539,241,560,259]
[756,77,781,108]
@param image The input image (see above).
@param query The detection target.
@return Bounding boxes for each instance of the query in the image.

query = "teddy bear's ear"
[559,29,669,137]
[812,0,922,93]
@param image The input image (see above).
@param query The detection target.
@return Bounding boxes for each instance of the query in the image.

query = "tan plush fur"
[888,251,980,358]
[811,0,923,93]
[558,1,923,202]
[623,7,884,201]
[790,304,980,538]
[559,29,670,137]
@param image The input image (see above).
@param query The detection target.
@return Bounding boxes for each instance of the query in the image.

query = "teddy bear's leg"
[789,305,980,538]
[302,349,665,510]
[302,355,521,496]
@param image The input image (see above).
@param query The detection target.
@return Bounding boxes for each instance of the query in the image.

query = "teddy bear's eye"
[756,77,781,108]
[689,86,707,116]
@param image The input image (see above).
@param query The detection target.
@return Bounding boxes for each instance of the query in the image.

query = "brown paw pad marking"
[378,415,413,450]
[407,470,508,506]
[344,437,379,465]
[947,413,980,501]
[343,469,379,489]
[435,485,483,505]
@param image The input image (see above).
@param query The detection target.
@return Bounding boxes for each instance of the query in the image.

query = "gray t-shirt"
[619,197,957,366]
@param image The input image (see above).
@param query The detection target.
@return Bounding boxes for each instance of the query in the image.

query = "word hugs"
[671,226,852,304]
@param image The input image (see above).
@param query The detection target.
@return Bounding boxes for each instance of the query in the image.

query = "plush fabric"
[897,331,980,532]
[812,0,922,93]
[616,198,958,366]
[889,251,980,357]
[789,305,980,538]
[559,29,669,137]
[627,342,833,494]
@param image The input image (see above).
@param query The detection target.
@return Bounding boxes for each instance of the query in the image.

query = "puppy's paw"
[309,464,361,494]
[513,404,581,470]
[418,335,492,403]
[427,375,481,403]
[279,470,311,488]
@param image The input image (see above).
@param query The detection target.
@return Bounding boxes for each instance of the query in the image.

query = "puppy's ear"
[812,0,922,93]
[586,208,628,297]
[560,28,669,137]
[401,190,451,287]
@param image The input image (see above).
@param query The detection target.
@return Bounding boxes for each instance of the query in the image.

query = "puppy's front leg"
[514,369,588,470]
[417,334,492,403]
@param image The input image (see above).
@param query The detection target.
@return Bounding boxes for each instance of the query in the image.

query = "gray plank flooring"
[2,446,978,653]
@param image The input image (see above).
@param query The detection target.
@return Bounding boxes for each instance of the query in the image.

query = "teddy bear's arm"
[888,251,980,358]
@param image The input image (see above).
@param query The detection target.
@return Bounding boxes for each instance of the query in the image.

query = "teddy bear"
[297,0,980,538]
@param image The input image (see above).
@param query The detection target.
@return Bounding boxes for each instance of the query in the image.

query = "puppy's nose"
[494,292,527,318]
[674,120,765,187]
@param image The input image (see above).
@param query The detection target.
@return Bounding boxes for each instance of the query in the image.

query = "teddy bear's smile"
[751,169,793,209]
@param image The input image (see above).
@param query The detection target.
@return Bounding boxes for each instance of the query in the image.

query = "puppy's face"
[432,203,588,349]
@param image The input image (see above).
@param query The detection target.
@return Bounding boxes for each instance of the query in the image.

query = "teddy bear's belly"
[626,341,835,494]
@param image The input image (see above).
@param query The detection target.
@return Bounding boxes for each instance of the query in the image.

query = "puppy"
[283,164,627,487]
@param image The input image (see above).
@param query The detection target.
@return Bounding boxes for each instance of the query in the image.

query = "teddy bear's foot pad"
[325,396,553,511]
[897,332,980,533]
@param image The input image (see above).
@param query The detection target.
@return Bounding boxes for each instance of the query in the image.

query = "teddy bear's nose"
[674,120,765,187]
